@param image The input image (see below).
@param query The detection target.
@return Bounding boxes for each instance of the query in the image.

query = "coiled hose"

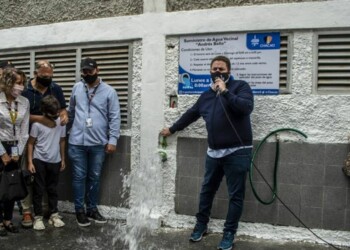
[249,128,307,205]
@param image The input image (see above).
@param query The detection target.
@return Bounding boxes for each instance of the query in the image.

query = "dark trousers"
[32,159,60,216]
[0,200,15,221]
[0,141,20,222]
[196,148,252,233]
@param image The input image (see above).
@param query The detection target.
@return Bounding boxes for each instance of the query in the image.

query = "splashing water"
[114,152,163,250]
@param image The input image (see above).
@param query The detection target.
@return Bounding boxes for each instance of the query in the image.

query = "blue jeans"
[196,148,252,233]
[68,144,106,213]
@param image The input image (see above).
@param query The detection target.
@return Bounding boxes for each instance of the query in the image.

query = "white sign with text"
[179,32,280,95]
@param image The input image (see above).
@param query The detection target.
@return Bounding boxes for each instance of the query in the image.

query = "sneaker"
[49,213,65,228]
[76,212,91,227]
[21,212,33,228]
[189,223,208,242]
[217,231,235,250]
[86,210,107,224]
[33,216,45,231]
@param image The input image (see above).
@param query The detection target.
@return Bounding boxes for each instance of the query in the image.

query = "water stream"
[113,153,163,250]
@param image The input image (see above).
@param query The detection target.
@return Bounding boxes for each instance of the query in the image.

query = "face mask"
[51,115,59,120]
[37,76,52,87]
[11,84,24,98]
[46,113,59,121]
[211,72,230,83]
[82,74,98,84]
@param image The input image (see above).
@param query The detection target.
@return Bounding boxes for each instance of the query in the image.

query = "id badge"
[86,117,93,128]
[11,146,19,157]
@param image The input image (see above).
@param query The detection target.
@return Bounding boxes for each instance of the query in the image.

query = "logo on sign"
[250,35,259,47]
[247,33,280,50]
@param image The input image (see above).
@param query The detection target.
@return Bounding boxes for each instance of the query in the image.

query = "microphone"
[216,85,221,97]
[215,76,221,96]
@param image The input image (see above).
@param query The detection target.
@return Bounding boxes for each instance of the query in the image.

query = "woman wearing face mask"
[0,68,29,236]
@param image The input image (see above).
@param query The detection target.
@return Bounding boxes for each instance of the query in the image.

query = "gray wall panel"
[176,137,350,230]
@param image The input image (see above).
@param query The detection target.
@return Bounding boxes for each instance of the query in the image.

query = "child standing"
[27,95,66,230]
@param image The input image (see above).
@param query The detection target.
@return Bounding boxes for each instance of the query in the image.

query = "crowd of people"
[0,55,252,250]
[0,58,121,235]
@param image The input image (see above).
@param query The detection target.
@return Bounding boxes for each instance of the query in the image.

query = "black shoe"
[0,224,7,237]
[4,222,19,233]
[86,210,107,224]
[76,212,91,227]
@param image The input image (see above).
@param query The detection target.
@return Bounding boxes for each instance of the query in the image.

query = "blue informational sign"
[246,33,281,50]
[178,66,211,95]
[179,32,280,95]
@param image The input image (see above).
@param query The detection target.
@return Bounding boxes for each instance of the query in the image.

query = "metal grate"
[35,49,76,102]
[317,32,350,92]
[82,46,130,126]
[0,52,31,80]
[279,34,289,91]
[0,44,131,128]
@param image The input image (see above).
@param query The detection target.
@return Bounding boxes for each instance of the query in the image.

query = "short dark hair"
[0,60,14,69]
[210,56,231,72]
[40,95,60,117]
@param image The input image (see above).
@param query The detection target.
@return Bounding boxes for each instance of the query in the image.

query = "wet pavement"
[0,212,348,250]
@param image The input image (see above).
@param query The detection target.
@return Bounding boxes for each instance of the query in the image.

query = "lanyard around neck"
[84,83,100,115]
[6,101,18,141]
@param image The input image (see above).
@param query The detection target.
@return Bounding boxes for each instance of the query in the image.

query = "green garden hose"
[249,128,307,205]
[158,135,168,162]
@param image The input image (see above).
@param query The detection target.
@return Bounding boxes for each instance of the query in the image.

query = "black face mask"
[45,113,59,121]
[211,72,230,83]
[49,115,59,120]
[37,76,52,87]
[82,74,98,84]
[51,115,59,120]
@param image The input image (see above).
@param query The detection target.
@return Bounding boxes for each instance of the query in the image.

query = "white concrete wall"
[1,1,349,143]
[1,0,350,245]
[165,31,350,144]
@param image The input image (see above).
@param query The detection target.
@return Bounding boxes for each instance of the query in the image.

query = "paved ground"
[0,212,348,250]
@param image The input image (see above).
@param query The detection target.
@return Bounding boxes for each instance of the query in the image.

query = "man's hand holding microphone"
[212,72,229,96]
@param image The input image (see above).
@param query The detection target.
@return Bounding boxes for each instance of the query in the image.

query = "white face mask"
[11,84,24,98]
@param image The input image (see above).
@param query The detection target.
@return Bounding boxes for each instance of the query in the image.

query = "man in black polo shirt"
[23,60,68,126]
[21,60,68,228]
